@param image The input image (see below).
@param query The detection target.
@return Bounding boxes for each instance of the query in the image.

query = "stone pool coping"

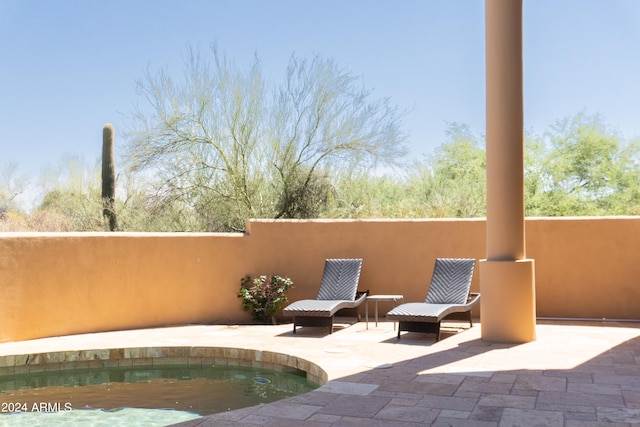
[0,321,405,385]
[0,346,327,386]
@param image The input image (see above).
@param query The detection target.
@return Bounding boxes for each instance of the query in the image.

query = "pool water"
[0,408,199,426]
[0,364,318,426]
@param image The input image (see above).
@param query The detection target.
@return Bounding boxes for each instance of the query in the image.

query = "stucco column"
[480,0,536,342]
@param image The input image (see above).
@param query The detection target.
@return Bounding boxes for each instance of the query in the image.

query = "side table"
[365,294,404,330]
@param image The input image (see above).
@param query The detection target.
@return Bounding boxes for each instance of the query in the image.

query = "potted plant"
[238,275,293,324]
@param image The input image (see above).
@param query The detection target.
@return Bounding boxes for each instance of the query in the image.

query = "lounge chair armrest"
[465,292,480,307]
[352,291,368,307]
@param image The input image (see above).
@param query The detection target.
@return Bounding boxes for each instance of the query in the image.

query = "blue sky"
[1,0,640,201]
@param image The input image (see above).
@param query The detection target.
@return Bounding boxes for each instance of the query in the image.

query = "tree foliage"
[526,113,640,216]
[325,168,407,218]
[125,45,408,231]
[406,123,486,218]
[0,163,29,218]
[4,69,640,232]
[33,156,103,231]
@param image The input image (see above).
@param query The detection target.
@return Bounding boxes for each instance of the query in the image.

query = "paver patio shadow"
[171,320,640,426]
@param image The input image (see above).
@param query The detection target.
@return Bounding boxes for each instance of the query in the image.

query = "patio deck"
[0,318,639,426]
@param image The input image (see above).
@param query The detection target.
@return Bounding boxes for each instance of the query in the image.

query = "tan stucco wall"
[1,218,639,342]
[527,217,640,319]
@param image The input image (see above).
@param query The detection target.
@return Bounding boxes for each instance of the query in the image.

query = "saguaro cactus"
[102,124,118,231]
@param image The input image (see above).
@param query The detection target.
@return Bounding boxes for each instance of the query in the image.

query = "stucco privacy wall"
[526,217,640,319]
[0,232,248,343]
[1,218,639,342]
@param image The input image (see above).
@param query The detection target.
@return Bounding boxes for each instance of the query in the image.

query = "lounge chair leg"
[435,323,441,341]
[468,311,473,327]
[397,330,401,339]
[293,320,297,334]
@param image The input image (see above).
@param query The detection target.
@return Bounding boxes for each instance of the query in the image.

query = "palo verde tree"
[270,55,407,219]
[126,44,407,231]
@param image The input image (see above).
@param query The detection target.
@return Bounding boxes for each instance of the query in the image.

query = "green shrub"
[238,275,293,322]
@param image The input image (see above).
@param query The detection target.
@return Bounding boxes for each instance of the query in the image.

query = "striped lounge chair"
[283,258,365,334]
[387,258,479,341]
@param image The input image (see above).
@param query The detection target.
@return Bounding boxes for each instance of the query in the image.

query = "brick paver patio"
[1,319,638,426]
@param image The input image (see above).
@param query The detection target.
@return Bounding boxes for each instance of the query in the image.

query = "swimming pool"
[0,346,324,426]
